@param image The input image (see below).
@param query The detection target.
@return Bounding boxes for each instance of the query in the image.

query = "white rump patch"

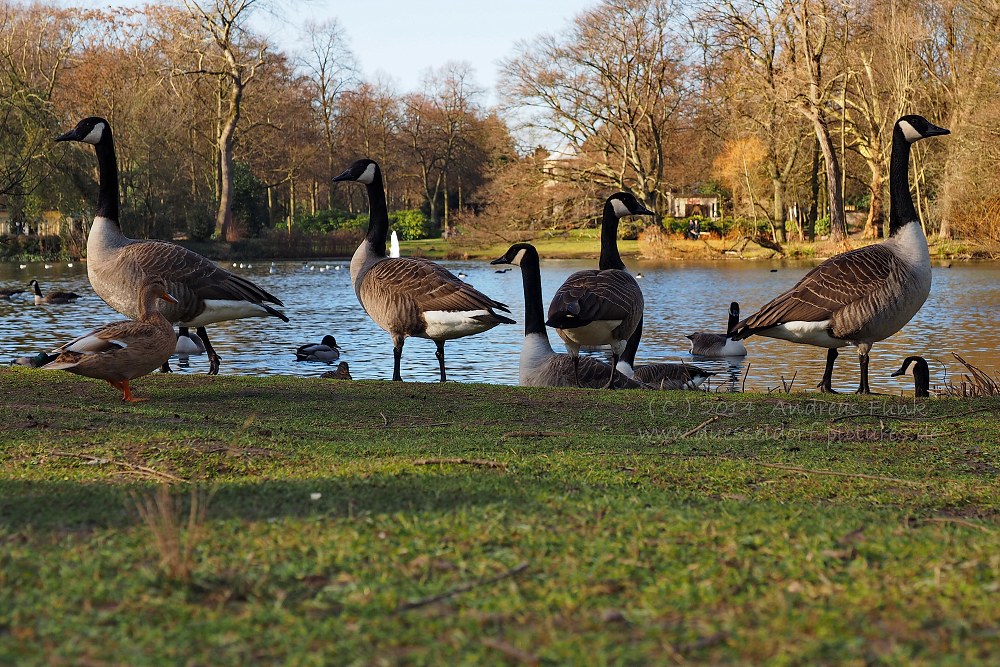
[760,320,847,348]
[898,120,921,143]
[422,309,497,340]
[83,122,106,145]
[615,360,635,378]
[182,300,274,327]
[610,198,630,218]
[557,319,623,347]
[357,163,377,184]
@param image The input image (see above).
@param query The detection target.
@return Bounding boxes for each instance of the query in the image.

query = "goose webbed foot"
[818,348,839,394]
[160,361,171,373]
[197,327,220,375]
[208,354,221,376]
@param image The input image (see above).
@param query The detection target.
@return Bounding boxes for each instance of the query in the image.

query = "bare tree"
[300,18,357,208]
[179,0,271,240]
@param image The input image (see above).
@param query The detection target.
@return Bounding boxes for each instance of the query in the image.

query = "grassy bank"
[1,369,998,664]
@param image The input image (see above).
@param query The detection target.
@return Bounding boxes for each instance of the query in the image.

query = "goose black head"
[896,115,950,144]
[321,335,340,349]
[728,302,740,318]
[55,117,111,145]
[490,243,537,267]
[891,355,928,378]
[333,158,380,185]
[607,192,654,218]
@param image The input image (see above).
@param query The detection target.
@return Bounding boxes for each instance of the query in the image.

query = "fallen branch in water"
[396,561,529,612]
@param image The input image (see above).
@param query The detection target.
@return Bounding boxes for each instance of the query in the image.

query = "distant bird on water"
[29,279,82,305]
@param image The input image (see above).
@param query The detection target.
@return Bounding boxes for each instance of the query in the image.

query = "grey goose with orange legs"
[730,115,949,393]
[333,159,514,382]
[545,192,653,388]
[55,117,288,375]
[492,243,642,389]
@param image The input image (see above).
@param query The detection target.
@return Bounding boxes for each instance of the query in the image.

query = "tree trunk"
[214,80,244,241]
[807,137,820,242]
[810,115,847,242]
[771,175,786,243]
[864,168,884,239]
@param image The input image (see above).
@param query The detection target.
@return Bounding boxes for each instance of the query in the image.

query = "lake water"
[1,257,997,395]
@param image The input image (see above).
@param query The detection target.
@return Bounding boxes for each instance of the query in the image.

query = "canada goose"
[686,302,748,357]
[389,230,401,258]
[546,192,653,387]
[491,243,642,389]
[1,287,25,300]
[617,318,714,390]
[28,279,82,305]
[730,115,949,393]
[321,361,353,380]
[55,116,288,375]
[175,327,206,357]
[891,356,930,398]
[296,335,341,362]
[334,158,514,382]
[41,277,178,402]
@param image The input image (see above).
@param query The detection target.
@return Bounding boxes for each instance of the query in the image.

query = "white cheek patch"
[611,198,630,218]
[83,122,105,145]
[512,248,527,266]
[899,120,921,143]
[357,163,376,184]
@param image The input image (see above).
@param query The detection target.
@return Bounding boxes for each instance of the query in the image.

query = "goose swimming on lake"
[891,355,930,398]
[492,243,642,389]
[29,279,82,305]
[55,117,288,375]
[334,158,514,382]
[617,318,714,390]
[296,335,341,362]
[687,302,748,357]
[729,115,949,393]
[546,192,653,388]
[41,277,178,402]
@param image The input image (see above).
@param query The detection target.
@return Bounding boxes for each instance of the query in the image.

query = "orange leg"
[107,379,145,402]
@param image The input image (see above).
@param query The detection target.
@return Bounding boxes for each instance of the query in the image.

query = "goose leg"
[573,355,582,388]
[435,341,447,383]
[196,326,221,375]
[392,335,404,381]
[856,352,871,394]
[160,361,172,373]
[818,348,839,393]
[606,352,619,389]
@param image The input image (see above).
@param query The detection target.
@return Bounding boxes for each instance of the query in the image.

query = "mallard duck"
[320,361,353,380]
[29,279,82,305]
[296,335,341,362]
[11,352,57,368]
[41,277,178,402]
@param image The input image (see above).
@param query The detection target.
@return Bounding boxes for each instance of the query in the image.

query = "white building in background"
[667,193,720,219]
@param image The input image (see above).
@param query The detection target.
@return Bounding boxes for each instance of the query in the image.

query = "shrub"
[391,209,429,240]
[815,216,831,237]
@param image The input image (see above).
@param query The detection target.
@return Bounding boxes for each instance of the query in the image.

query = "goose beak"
[332,168,354,182]
[54,129,76,142]
[925,123,950,137]
[636,205,655,216]
[489,256,508,266]
[890,366,905,377]
[161,292,179,304]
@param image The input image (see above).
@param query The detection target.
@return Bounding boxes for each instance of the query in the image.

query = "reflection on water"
[1,258,997,395]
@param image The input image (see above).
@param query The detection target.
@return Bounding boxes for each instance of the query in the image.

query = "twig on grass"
[413,457,507,469]
[753,462,926,487]
[51,451,186,483]
[396,561,529,612]
[502,430,574,438]
[831,407,996,423]
[657,416,721,448]
[481,637,540,665]
[915,516,992,532]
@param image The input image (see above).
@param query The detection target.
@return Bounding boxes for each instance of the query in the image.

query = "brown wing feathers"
[547,270,641,328]
[366,258,512,316]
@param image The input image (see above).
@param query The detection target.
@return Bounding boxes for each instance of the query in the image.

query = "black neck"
[365,170,389,256]
[726,306,739,337]
[30,281,41,296]
[621,317,643,365]
[518,249,547,337]
[913,361,930,397]
[599,201,625,270]
[888,125,918,237]
[94,134,119,223]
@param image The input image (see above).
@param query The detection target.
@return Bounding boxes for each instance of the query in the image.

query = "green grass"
[1,369,998,665]
[403,229,641,261]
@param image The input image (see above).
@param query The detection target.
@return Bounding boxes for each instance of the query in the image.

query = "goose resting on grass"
[730,115,949,393]
[617,319,714,390]
[491,243,642,389]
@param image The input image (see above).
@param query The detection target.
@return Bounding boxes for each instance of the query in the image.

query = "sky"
[64,0,595,102]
